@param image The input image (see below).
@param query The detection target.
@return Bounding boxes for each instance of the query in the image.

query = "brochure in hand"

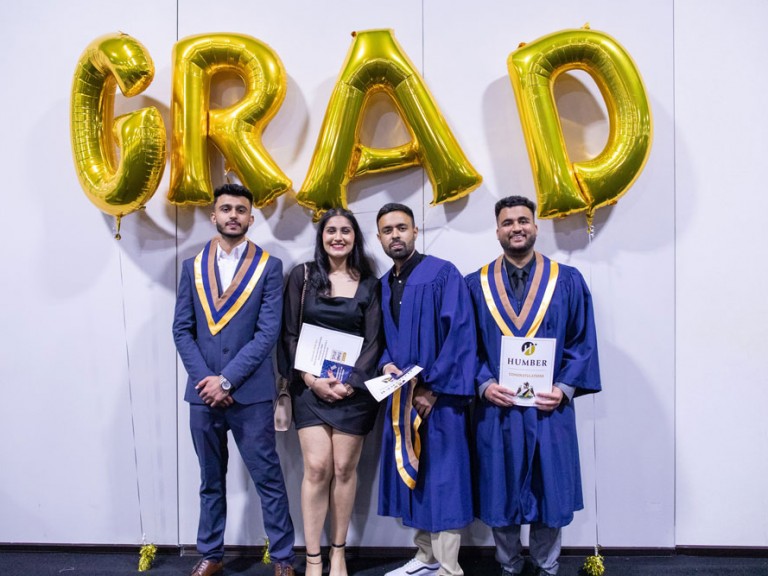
[321,358,355,384]
[364,365,423,402]
[499,336,556,406]
[295,323,364,377]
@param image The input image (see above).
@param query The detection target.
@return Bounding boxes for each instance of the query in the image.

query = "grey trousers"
[492,524,562,575]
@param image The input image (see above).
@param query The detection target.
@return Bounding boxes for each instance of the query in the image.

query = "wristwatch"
[219,376,233,392]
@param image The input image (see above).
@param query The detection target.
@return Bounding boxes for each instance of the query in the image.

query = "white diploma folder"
[499,336,556,407]
[295,323,364,377]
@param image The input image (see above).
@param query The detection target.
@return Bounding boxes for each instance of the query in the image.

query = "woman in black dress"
[279,208,383,576]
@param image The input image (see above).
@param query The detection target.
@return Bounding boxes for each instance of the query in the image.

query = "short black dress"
[278,263,383,435]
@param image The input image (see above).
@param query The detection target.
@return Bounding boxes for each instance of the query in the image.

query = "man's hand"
[483,382,517,407]
[382,363,401,377]
[412,385,437,418]
[535,387,564,412]
[196,376,233,408]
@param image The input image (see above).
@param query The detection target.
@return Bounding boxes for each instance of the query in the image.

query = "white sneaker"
[385,557,441,576]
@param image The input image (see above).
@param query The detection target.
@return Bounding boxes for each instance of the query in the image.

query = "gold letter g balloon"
[70,33,166,236]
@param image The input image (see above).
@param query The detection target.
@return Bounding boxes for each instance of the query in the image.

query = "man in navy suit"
[173,183,295,576]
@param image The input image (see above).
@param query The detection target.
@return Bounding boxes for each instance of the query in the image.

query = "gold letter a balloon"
[70,33,166,237]
[508,27,652,224]
[298,29,481,219]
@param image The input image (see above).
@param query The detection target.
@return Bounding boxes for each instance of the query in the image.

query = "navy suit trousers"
[190,400,295,563]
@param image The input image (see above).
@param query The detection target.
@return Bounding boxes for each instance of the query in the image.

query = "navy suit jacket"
[173,243,283,405]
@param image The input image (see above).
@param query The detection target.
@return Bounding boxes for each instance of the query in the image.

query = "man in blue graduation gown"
[173,184,295,576]
[466,196,601,576]
[375,203,476,576]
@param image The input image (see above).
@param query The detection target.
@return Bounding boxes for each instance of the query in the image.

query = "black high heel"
[329,543,347,575]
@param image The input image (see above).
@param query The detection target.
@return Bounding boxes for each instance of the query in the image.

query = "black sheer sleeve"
[277,263,306,380]
[346,278,385,391]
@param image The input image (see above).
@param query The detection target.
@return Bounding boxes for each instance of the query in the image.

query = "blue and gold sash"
[193,239,270,335]
[391,380,423,489]
[479,253,559,338]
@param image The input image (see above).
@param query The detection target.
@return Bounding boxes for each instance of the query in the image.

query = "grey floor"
[2,550,768,576]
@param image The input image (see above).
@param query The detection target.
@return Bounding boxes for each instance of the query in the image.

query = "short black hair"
[376,203,415,227]
[213,183,254,206]
[494,195,536,219]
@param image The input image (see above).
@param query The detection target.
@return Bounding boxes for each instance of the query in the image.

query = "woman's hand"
[303,372,350,403]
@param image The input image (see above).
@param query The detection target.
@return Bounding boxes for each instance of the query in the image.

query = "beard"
[383,239,413,261]
[217,220,249,239]
[500,233,536,258]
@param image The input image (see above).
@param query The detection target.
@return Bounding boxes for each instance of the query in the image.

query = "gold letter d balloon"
[508,27,653,225]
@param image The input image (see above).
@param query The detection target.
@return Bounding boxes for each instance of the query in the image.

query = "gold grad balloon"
[70,33,166,237]
[298,29,481,219]
[507,26,652,223]
[169,33,290,208]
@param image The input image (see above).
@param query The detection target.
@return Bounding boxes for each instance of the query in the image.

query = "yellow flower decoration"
[261,538,271,565]
[583,553,605,576]
[138,543,157,572]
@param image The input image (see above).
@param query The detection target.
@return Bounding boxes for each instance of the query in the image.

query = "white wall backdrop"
[674,0,768,546]
[0,0,763,551]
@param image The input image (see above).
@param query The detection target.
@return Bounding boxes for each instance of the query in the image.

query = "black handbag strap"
[300,263,308,322]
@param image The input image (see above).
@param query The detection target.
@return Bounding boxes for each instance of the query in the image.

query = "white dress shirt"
[216,240,247,292]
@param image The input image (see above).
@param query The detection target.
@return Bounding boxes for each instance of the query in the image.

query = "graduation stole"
[193,239,270,335]
[479,252,559,337]
[391,381,422,490]
[381,266,424,490]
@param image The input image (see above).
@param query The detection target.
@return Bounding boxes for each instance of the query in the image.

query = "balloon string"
[174,11,184,562]
[587,226,600,556]
[174,205,183,556]
[115,215,123,241]
[591,358,601,556]
[118,246,146,543]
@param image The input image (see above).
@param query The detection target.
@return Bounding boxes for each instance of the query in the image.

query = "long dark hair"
[310,208,373,294]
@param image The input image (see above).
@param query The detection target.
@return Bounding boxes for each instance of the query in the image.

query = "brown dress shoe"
[190,558,224,576]
[274,563,295,576]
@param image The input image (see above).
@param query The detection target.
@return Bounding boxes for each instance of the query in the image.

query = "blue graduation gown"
[378,255,476,532]
[466,254,601,529]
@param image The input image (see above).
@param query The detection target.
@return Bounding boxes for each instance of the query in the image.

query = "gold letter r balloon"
[169,33,291,208]
[508,27,653,223]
